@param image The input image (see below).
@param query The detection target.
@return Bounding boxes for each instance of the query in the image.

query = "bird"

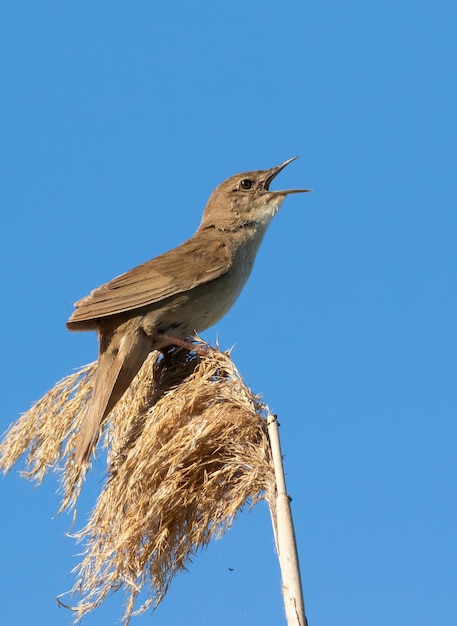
[67,156,310,465]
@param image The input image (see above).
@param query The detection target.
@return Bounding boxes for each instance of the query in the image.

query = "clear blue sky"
[1,2,456,625]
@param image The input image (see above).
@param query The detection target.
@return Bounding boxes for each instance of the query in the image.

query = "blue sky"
[1,2,456,625]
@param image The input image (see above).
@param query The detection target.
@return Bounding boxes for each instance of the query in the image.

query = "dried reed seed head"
[1,347,276,624]
[67,349,274,622]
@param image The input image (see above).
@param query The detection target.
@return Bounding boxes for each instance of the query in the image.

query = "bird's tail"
[74,324,151,465]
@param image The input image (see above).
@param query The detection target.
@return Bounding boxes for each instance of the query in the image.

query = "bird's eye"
[239,179,254,190]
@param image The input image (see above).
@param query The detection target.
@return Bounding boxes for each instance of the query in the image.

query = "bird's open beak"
[264,156,312,195]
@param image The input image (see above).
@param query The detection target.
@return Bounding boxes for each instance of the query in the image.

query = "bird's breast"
[142,231,264,341]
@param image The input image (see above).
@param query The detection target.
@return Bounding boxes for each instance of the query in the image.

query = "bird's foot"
[158,333,213,357]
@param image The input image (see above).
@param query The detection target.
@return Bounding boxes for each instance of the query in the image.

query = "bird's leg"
[157,333,212,357]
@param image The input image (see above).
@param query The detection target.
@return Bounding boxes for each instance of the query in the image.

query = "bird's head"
[200,156,311,231]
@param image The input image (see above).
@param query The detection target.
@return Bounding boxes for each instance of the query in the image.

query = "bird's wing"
[67,235,232,326]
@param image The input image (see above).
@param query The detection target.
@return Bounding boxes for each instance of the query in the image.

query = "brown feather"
[68,235,232,329]
[75,318,152,463]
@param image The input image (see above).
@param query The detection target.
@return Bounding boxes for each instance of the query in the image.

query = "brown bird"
[68,157,310,464]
